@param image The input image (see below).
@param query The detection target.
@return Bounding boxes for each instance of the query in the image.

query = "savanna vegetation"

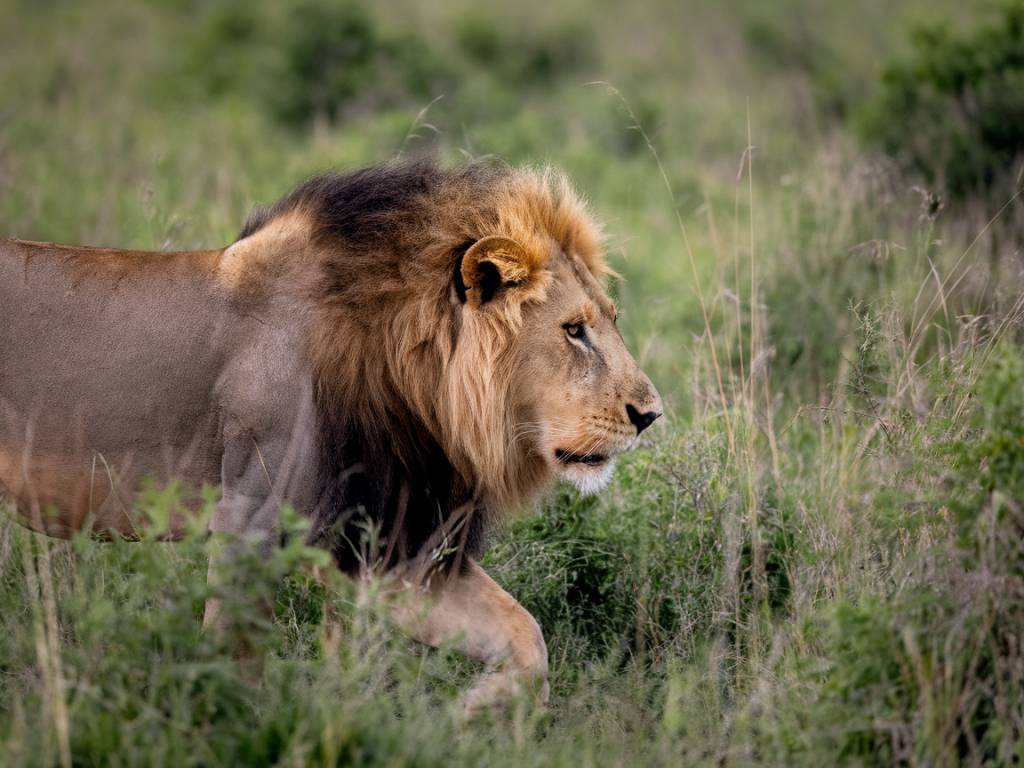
[2,0,1023,765]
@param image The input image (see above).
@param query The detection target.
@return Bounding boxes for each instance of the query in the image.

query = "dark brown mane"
[237,159,509,248]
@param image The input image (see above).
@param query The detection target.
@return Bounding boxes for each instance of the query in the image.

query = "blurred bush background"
[1,0,1023,765]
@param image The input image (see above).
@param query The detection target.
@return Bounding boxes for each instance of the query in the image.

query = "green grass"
[2,0,1023,765]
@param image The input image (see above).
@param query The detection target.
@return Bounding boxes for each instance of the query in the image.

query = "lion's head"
[457,233,661,497]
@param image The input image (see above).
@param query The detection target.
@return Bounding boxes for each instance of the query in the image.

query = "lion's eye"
[564,322,586,341]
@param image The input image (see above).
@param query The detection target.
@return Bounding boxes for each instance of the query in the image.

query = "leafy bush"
[454,13,593,86]
[181,1,450,127]
[181,0,265,98]
[859,2,1024,197]
[791,346,1024,766]
[179,2,594,129]
[745,15,855,118]
[485,431,731,678]
[949,342,1024,576]
[270,2,451,127]
[485,488,633,664]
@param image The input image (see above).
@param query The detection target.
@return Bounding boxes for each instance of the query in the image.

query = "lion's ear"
[459,236,536,308]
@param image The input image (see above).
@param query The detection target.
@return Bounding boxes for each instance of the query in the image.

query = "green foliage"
[486,489,633,663]
[178,1,591,129]
[181,0,266,98]
[454,12,593,86]
[860,2,1024,197]
[0,499,471,766]
[270,2,451,127]
[782,348,1024,766]
[949,343,1024,575]
[797,556,1024,764]
[485,432,729,677]
[744,15,855,118]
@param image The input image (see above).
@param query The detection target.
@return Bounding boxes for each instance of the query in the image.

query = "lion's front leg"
[391,559,549,718]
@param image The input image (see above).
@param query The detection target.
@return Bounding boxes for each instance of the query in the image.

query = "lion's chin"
[555,457,616,496]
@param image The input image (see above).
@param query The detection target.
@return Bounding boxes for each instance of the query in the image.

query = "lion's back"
[0,239,241,535]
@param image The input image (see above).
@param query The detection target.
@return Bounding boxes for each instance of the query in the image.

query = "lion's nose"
[626,403,661,435]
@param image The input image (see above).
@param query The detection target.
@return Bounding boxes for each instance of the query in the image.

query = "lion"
[0,159,662,714]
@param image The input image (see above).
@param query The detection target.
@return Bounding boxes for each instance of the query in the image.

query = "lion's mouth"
[555,449,609,467]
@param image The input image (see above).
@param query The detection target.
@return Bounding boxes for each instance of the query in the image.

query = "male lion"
[0,160,661,714]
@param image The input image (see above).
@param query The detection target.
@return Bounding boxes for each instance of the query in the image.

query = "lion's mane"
[238,160,605,572]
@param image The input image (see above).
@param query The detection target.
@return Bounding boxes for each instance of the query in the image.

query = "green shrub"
[181,0,453,127]
[455,12,593,86]
[178,3,593,129]
[859,2,1024,197]
[744,15,854,118]
[484,488,634,667]
[791,346,1024,766]
[801,578,1023,766]
[181,0,266,98]
[485,431,731,679]
[949,342,1024,576]
[270,2,451,127]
